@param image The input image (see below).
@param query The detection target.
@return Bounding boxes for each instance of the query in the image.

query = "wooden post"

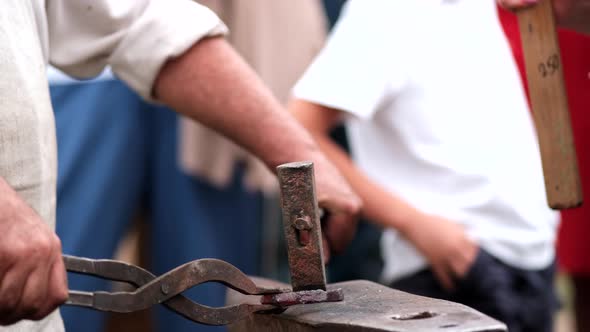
[517,0,583,209]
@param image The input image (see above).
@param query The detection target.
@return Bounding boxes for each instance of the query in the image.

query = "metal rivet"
[161,283,169,295]
[293,216,313,230]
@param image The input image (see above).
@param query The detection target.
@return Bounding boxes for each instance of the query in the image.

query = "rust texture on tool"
[277,162,327,291]
[227,278,507,332]
[517,0,583,209]
[260,288,343,307]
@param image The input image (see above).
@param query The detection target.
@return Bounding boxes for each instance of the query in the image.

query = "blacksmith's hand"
[313,156,362,261]
[497,0,590,34]
[0,178,68,325]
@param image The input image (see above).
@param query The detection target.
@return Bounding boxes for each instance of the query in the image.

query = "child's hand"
[498,0,590,34]
[401,213,478,290]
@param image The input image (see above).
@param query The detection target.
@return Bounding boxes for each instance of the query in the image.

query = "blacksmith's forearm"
[153,37,321,169]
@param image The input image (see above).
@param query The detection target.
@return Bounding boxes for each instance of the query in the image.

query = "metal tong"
[64,255,287,325]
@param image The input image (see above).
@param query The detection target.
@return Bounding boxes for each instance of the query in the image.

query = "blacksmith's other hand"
[0,177,68,325]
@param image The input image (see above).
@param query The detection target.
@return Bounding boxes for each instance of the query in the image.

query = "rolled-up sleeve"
[46,0,227,100]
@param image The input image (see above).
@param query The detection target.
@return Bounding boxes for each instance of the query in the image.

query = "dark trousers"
[390,250,557,332]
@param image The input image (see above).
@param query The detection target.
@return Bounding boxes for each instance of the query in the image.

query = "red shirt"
[498,7,590,275]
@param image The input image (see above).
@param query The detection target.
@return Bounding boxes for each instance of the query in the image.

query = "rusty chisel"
[260,161,344,306]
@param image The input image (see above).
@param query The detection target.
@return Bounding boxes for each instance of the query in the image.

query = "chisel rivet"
[293,216,312,230]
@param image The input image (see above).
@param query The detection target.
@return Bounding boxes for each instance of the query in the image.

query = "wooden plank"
[226,278,506,332]
[517,0,583,209]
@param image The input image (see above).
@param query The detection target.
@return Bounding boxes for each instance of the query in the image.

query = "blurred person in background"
[498,6,590,331]
[319,0,384,284]
[50,1,329,331]
[290,1,559,331]
[0,0,360,331]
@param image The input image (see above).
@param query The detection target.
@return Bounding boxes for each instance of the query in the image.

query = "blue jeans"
[391,249,558,332]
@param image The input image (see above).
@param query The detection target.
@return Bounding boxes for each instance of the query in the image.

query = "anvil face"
[228,279,507,332]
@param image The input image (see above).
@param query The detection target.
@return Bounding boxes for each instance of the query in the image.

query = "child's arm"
[290,99,478,290]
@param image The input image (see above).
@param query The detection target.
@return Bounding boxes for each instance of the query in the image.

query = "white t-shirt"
[293,0,559,283]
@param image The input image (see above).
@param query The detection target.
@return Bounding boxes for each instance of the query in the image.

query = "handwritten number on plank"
[538,54,560,78]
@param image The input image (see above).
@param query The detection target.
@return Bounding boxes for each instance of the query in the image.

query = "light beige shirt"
[0,0,225,330]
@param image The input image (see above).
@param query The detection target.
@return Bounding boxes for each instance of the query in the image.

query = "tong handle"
[63,255,286,325]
